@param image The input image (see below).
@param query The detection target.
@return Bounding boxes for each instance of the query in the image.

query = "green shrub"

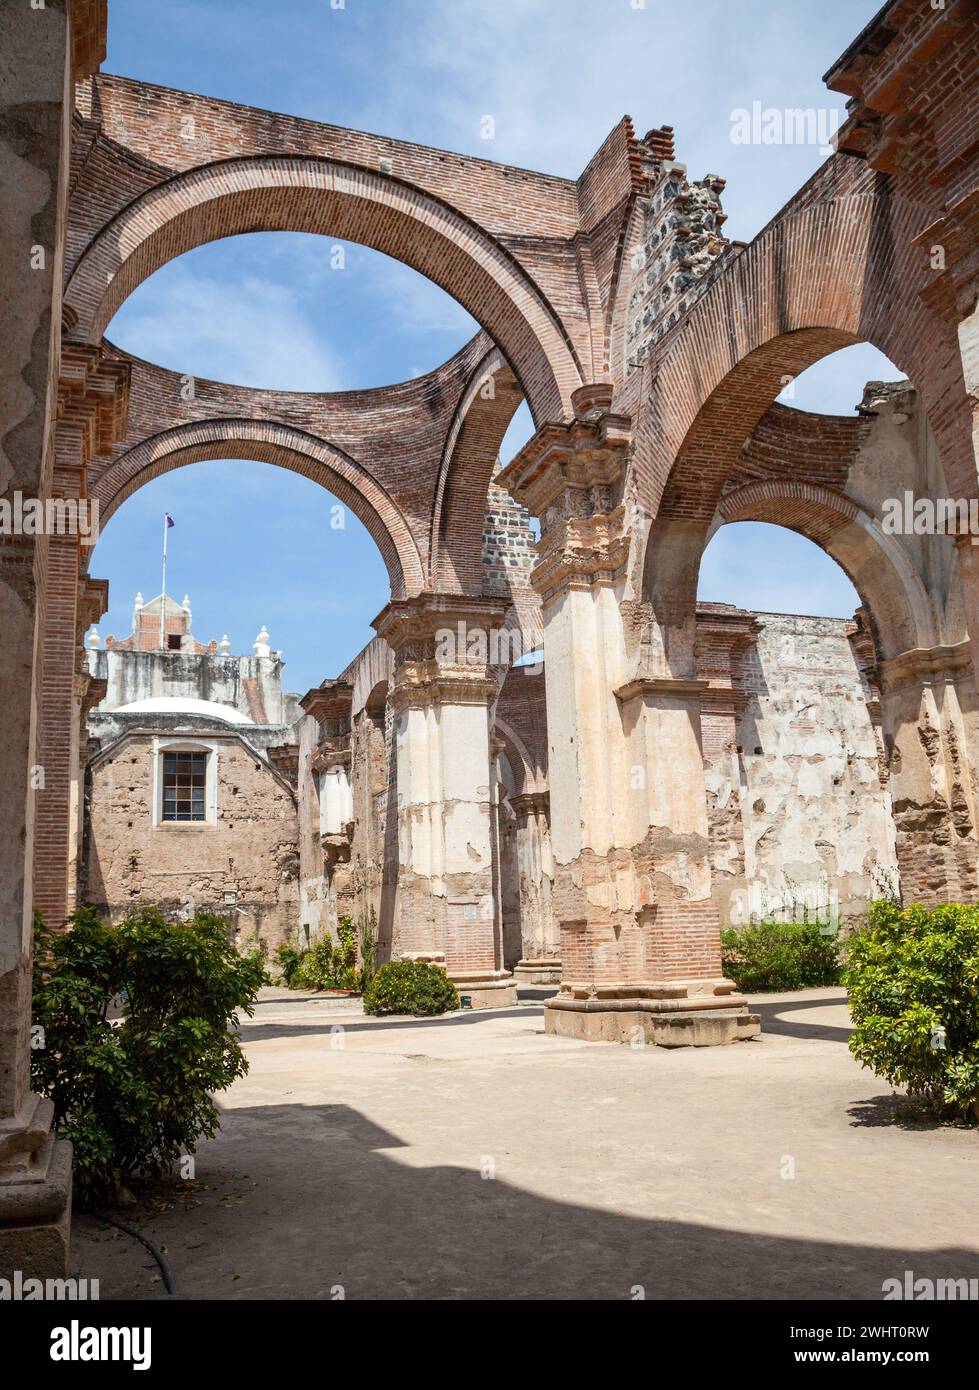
[291,917,358,991]
[275,941,305,986]
[846,899,979,1120]
[721,919,843,992]
[362,959,459,1017]
[357,908,378,993]
[31,906,267,1206]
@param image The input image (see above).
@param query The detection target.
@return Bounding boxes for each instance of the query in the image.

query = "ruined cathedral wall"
[703,614,898,928]
[91,647,290,725]
[296,711,328,946]
[83,732,300,949]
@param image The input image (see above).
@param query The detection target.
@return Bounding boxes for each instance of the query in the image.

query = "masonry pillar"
[373,595,517,1007]
[499,385,758,1045]
[509,791,559,983]
[879,643,979,905]
[300,682,355,938]
[0,0,75,1279]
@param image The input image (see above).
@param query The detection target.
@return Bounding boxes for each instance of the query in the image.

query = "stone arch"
[493,715,543,799]
[64,156,583,424]
[92,419,424,599]
[430,345,525,593]
[631,161,974,526]
[712,479,938,659]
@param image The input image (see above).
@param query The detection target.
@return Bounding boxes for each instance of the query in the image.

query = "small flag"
[165,514,175,528]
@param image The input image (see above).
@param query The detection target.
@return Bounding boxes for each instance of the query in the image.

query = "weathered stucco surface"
[84,731,298,948]
[702,612,898,928]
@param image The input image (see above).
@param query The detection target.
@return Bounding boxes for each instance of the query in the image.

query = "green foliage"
[362,959,459,1017]
[721,919,843,992]
[31,906,267,1206]
[274,941,305,986]
[290,917,358,991]
[357,907,378,993]
[846,899,979,1120]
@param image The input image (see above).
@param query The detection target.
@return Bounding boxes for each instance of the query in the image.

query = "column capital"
[510,789,550,819]
[373,593,509,710]
[497,385,632,520]
[497,387,633,606]
[301,679,354,733]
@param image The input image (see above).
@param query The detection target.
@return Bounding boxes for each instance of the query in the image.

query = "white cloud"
[108,257,348,391]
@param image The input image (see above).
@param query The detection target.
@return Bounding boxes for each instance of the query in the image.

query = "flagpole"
[160,514,169,651]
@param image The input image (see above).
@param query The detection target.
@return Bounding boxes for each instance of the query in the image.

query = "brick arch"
[632,160,974,526]
[63,156,583,424]
[713,480,938,659]
[492,716,543,799]
[431,346,525,593]
[93,419,424,599]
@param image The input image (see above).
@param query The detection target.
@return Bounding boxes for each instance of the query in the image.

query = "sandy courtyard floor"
[71,986,979,1301]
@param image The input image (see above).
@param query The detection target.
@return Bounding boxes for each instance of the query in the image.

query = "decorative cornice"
[57,343,130,468]
[614,676,711,704]
[300,680,354,725]
[878,640,974,693]
[374,594,509,709]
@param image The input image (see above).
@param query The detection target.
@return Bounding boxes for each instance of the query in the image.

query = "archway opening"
[697,520,897,930]
[105,233,478,391]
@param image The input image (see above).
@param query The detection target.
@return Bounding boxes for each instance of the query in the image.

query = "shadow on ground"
[751,998,853,1043]
[71,1098,979,1302]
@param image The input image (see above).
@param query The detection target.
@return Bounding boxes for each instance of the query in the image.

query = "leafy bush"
[31,907,266,1206]
[357,908,378,993]
[291,916,358,991]
[275,941,305,986]
[846,900,979,1120]
[362,959,459,1017]
[721,919,842,992]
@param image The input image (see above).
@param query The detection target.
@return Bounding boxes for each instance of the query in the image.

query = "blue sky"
[92,0,897,693]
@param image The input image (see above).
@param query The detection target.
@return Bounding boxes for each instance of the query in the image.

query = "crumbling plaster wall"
[704,613,898,927]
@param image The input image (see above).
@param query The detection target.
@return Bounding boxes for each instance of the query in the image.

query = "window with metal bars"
[161,750,208,822]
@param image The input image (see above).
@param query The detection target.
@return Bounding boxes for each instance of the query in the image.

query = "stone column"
[373,595,517,1007]
[300,682,355,937]
[878,643,979,905]
[510,790,559,983]
[695,605,760,925]
[498,385,758,1045]
[0,0,73,1280]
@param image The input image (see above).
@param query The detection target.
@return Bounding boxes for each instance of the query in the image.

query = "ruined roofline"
[85,70,581,190]
[822,0,900,87]
[101,329,496,407]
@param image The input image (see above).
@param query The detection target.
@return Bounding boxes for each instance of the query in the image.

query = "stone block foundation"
[545,997,761,1046]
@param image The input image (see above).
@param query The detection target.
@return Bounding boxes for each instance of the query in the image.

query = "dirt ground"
[70,986,979,1301]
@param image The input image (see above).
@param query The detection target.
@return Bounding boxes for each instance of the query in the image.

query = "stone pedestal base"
[544,983,761,1047]
[0,1133,73,1281]
[513,957,562,984]
[450,974,518,1009]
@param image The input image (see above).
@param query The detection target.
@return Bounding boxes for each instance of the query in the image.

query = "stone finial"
[182,594,192,612]
[87,627,100,649]
[134,592,143,608]
[254,625,271,658]
[219,634,232,656]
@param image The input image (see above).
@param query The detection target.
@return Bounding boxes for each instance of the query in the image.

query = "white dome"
[112,696,252,725]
